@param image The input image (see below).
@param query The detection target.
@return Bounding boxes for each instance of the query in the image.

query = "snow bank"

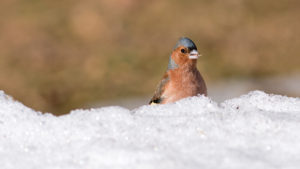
[0,90,300,169]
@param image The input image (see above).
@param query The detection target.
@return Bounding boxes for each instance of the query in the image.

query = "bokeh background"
[0,0,299,115]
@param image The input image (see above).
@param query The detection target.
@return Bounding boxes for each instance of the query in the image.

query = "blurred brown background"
[0,0,299,115]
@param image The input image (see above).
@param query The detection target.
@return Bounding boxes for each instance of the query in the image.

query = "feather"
[149,73,170,104]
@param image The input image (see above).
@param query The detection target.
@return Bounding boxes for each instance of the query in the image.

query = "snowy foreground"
[0,91,300,169]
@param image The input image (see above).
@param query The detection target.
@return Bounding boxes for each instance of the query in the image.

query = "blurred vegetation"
[0,0,299,115]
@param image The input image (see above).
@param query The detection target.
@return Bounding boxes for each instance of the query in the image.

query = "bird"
[149,37,207,105]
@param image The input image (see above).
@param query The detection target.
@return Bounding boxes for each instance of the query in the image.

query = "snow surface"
[0,90,300,169]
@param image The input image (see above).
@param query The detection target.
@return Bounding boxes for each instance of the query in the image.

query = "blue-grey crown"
[173,37,197,51]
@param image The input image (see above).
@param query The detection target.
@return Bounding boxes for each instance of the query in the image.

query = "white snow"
[0,90,300,169]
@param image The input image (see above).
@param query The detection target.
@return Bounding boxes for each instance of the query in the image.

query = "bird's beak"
[189,50,201,59]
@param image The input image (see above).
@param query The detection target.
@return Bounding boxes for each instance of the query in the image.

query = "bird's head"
[168,37,201,70]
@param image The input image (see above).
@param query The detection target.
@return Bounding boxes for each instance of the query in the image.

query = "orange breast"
[161,67,207,104]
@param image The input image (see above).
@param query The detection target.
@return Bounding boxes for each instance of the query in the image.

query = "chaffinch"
[149,37,207,104]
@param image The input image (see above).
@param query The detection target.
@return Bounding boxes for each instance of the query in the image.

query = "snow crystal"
[0,90,300,169]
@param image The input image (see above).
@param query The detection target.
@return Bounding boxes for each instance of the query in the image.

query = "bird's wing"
[149,72,170,104]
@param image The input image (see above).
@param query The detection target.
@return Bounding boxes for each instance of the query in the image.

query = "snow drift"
[0,90,300,169]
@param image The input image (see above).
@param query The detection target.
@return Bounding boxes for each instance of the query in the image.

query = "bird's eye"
[181,49,186,53]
